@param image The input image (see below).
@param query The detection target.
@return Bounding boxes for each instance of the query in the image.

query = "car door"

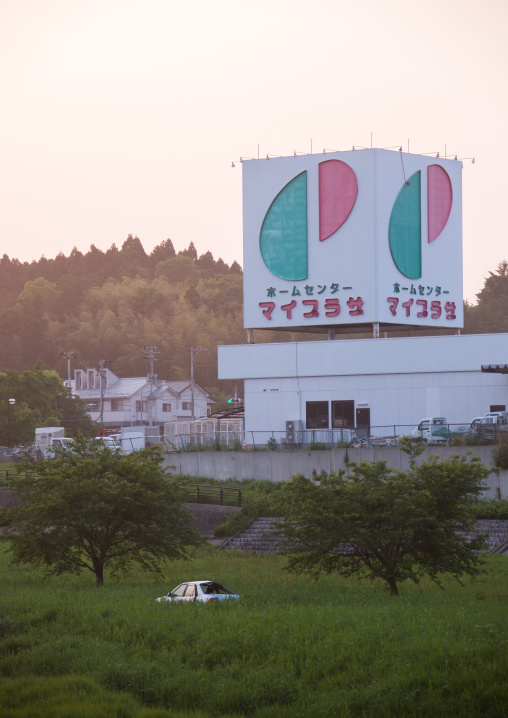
[170,584,188,602]
[183,584,197,602]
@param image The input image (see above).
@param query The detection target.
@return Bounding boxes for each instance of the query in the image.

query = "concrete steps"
[221,517,286,553]
[222,517,508,555]
[475,519,508,553]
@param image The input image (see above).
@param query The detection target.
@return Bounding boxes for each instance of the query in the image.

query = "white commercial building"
[219,148,507,445]
[219,334,508,445]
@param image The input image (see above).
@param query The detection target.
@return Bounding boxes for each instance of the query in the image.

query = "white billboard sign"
[242,149,463,330]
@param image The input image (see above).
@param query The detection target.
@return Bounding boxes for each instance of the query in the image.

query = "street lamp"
[7,398,15,448]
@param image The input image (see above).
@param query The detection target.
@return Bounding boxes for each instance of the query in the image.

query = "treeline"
[0,236,309,405]
[1,233,506,403]
[0,363,95,444]
[463,260,508,335]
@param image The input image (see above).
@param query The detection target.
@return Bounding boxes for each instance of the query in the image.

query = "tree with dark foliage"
[0,440,203,585]
[278,439,489,596]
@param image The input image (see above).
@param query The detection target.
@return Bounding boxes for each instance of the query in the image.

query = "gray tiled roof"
[74,377,212,401]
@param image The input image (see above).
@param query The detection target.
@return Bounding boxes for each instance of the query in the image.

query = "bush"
[213,479,287,537]
[492,436,508,468]
[472,499,508,520]
[213,511,253,537]
[309,442,327,450]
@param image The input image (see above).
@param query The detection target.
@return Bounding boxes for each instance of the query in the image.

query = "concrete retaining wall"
[185,502,240,538]
[164,446,508,499]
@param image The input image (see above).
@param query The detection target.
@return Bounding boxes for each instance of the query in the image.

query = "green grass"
[0,546,507,717]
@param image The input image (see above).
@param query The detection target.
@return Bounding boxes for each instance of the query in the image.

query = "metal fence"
[165,422,508,451]
[184,484,242,507]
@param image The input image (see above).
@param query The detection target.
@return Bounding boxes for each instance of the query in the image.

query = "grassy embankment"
[0,544,507,718]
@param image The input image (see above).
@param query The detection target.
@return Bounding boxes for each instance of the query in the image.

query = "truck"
[412,417,450,443]
[476,411,508,440]
[109,428,146,455]
[34,427,74,457]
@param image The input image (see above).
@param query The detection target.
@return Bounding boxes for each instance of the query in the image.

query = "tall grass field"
[0,545,507,717]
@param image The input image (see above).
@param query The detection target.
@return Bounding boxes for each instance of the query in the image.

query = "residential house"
[70,368,213,430]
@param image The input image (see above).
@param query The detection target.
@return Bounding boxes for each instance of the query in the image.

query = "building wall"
[244,371,508,436]
[218,333,508,439]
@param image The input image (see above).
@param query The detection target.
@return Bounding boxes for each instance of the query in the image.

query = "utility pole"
[61,351,75,385]
[7,398,15,448]
[97,359,110,423]
[190,347,207,422]
[144,346,160,426]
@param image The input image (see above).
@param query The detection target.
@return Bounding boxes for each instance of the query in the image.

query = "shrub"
[492,436,508,469]
[213,479,287,537]
[472,499,508,520]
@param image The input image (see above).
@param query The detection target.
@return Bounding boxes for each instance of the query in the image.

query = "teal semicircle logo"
[389,171,421,279]
[259,171,308,281]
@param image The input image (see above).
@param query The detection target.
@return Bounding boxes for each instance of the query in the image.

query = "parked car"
[40,437,75,459]
[155,580,240,603]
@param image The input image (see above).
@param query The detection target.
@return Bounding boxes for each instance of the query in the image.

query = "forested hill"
[0,236,248,399]
[0,233,504,401]
[0,235,316,403]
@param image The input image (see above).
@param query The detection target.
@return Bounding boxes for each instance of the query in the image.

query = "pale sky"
[1,0,507,302]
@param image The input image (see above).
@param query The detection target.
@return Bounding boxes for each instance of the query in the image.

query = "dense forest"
[0,234,507,406]
[0,236,317,407]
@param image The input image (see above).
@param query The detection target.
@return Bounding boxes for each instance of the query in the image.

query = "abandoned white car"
[155,580,240,603]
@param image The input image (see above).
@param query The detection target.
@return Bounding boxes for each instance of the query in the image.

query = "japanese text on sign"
[266,283,352,298]
[258,297,364,321]
[387,297,456,320]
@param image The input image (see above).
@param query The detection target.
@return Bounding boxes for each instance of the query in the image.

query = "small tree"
[0,439,203,585]
[278,441,489,596]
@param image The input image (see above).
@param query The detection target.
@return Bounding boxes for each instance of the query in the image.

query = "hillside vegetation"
[1,236,508,403]
[0,237,318,405]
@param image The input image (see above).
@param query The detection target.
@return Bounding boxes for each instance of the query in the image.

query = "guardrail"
[184,484,242,507]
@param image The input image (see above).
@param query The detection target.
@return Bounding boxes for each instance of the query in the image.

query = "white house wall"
[77,387,210,428]
[218,334,508,441]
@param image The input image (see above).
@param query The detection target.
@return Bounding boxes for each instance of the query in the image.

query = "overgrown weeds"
[0,547,507,717]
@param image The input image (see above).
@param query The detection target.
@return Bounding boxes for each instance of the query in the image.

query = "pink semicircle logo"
[319,160,358,242]
[428,164,452,243]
